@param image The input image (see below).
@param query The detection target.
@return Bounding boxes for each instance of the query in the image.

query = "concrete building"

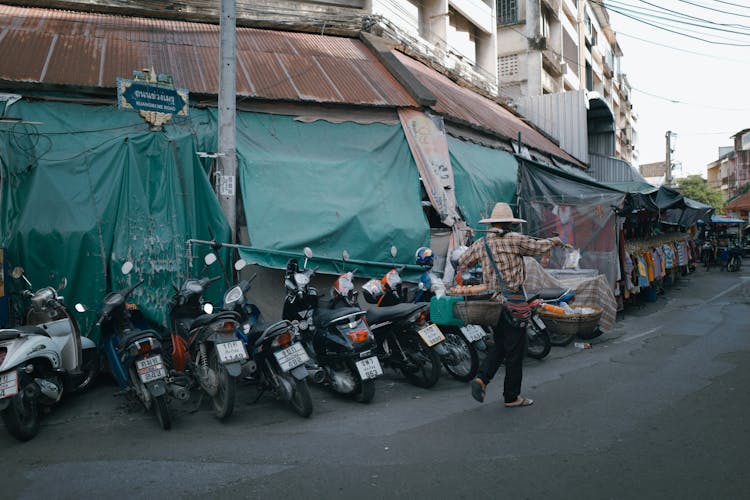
[639,161,666,187]
[499,0,637,166]
[706,129,750,198]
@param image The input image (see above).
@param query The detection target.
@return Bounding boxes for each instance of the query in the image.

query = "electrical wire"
[617,31,750,63]
[675,0,750,18]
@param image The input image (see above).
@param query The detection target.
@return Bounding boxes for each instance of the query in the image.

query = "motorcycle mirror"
[11,266,24,279]
[234,259,248,271]
[58,277,68,291]
[390,246,398,258]
[303,247,313,259]
[342,250,350,262]
[204,253,217,266]
[121,261,134,275]
[74,303,87,313]
[203,302,214,314]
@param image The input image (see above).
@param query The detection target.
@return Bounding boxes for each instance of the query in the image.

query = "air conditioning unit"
[530,35,547,50]
[560,62,568,74]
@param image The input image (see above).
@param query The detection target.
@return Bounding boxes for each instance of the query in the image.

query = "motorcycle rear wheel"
[2,377,40,442]
[354,378,376,404]
[440,328,479,382]
[208,349,236,420]
[401,334,442,389]
[289,377,313,418]
[525,324,551,359]
[153,394,172,430]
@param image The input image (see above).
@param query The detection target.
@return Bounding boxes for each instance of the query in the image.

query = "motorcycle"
[166,253,247,420]
[221,260,314,418]
[84,261,171,430]
[282,248,381,404]
[726,244,743,272]
[0,268,99,441]
[412,247,482,381]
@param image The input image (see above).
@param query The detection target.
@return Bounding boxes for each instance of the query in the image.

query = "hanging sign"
[116,70,188,127]
[399,109,460,226]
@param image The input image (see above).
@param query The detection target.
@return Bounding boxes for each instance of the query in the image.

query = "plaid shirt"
[458,232,555,293]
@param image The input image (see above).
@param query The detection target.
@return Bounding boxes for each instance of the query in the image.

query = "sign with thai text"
[117,78,189,116]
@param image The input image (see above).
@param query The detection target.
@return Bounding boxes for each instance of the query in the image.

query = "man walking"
[457,202,564,408]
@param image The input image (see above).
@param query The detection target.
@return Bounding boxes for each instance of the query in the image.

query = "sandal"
[470,378,486,403]
[504,397,534,408]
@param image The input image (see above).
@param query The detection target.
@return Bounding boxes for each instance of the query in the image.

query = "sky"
[604,0,750,177]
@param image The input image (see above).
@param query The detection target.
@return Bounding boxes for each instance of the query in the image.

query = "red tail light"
[347,330,369,343]
[135,339,154,356]
[277,332,292,348]
[415,311,428,326]
[222,321,236,333]
[0,347,6,366]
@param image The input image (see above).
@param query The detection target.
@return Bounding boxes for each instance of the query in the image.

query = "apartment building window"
[585,62,593,91]
[497,0,518,25]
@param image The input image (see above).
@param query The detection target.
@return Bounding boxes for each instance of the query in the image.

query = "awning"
[448,137,518,228]
[228,109,430,278]
[711,215,746,224]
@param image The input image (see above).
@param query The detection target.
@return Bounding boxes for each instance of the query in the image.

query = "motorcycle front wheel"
[526,323,551,359]
[208,349,236,420]
[288,376,313,418]
[2,376,40,442]
[401,333,442,389]
[440,328,479,382]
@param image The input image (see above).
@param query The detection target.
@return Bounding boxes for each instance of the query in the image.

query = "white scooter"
[0,267,99,441]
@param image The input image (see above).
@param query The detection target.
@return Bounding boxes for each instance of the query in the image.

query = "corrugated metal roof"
[0,5,416,107]
[392,51,582,166]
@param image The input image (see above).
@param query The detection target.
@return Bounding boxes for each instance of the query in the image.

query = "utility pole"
[218,0,237,241]
[665,130,673,188]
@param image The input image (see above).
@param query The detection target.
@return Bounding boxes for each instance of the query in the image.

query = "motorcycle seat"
[314,307,364,328]
[119,329,161,350]
[365,303,426,324]
[14,325,50,337]
[189,310,240,330]
[248,320,292,347]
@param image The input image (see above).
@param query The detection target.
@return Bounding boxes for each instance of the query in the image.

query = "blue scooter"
[90,262,171,429]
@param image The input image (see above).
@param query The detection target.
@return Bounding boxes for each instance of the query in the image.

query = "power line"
[617,31,750,63]
[613,0,750,28]
[710,0,750,11]
[676,0,750,18]
[632,87,750,111]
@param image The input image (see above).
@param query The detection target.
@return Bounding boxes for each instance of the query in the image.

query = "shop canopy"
[226,110,430,278]
[0,100,229,339]
[448,137,518,228]
[711,215,746,224]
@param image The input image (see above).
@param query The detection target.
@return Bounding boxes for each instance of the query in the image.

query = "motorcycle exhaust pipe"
[168,384,190,401]
[308,367,327,384]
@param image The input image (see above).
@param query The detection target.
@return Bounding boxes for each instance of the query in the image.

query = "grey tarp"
[517,159,626,289]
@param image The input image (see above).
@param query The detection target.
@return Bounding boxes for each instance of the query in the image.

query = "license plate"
[460,324,486,342]
[418,324,445,347]
[136,355,167,383]
[532,315,546,330]
[273,342,310,372]
[0,370,18,399]
[355,356,383,380]
[216,340,248,364]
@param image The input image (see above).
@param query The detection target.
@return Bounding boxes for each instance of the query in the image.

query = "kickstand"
[188,392,204,414]
[249,387,265,405]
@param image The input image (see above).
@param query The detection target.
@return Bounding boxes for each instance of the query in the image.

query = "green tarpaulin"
[228,111,430,278]
[0,100,229,340]
[448,136,518,228]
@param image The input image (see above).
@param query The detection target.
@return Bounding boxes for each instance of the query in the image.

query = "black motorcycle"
[282,249,381,404]
[166,253,247,420]
[222,268,314,418]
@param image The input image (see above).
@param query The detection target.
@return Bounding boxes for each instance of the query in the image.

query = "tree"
[675,175,724,210]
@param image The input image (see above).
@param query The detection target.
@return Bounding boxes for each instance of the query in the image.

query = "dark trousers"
[477,312,526,404]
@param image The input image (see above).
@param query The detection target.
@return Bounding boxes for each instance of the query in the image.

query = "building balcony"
[541,0,562,17]
[542,49,564,76]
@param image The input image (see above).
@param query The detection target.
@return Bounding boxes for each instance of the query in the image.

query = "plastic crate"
[429,295,465,326]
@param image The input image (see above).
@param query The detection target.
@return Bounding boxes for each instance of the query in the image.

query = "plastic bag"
[563,248,581,270]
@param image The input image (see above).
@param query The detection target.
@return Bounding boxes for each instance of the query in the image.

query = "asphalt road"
[2,265,749,500]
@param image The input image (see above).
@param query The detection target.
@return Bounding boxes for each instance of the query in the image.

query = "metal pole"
[218,0,237,242]
[665,130,673,187]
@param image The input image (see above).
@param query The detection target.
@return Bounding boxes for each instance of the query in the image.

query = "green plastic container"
[429,295,465,326]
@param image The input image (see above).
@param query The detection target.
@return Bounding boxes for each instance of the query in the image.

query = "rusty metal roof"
[0,5,417,107]
[393,51,581,165]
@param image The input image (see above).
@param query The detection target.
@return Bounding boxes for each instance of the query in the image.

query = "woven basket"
[452,300,503,326]
[538,305,603,337]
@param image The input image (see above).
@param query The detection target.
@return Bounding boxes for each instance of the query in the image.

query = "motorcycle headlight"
[294,273,310,287]
[223,286,243,307]
[242,322,251,334]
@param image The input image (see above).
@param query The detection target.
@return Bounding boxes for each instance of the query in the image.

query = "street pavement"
[1,264,749,500]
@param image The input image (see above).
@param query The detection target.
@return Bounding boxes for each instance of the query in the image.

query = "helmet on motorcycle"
[415,247,434,268]
[361,279,384,304]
